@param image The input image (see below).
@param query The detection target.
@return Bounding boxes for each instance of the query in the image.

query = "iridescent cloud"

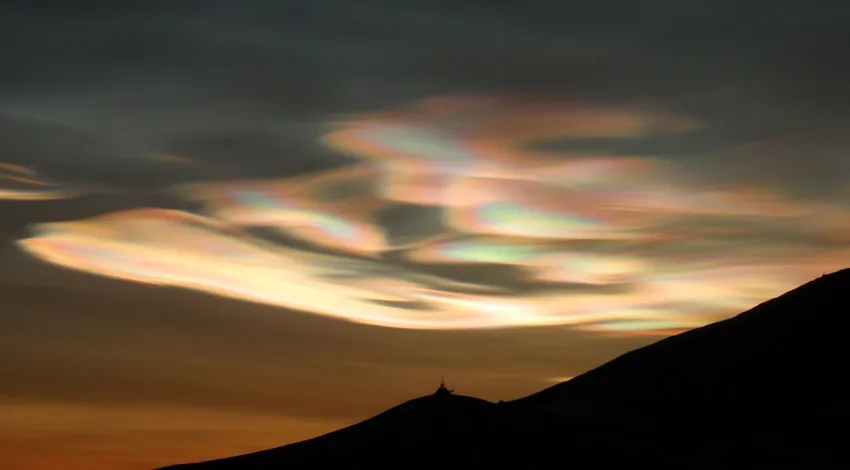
[177,164,392,257]
[0,163,74,200]
[18,206,848,332]
[321,97,691,208]
[16,208,729,331]
[15,94,850,333]
[322,94,695,182]
[403,235,646,285]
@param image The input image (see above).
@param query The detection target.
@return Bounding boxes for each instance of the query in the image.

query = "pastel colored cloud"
[403,235,646,285]
[18,206,848,332]
[10,209,617,329]
[15,94,850,334]
[320,96,693,210]
[0,163,75,200]
[177,165,392,257]
[17,208,736,331]
[322,94,695,179]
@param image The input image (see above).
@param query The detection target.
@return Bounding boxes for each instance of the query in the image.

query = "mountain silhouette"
[515,268,850,467]
[159,269,850,469]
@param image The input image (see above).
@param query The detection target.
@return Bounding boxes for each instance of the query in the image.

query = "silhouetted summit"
[160,393,517,469]
[159,269,850,470]
[433,377,454,397]
[519,268,850,417]
[512,268,850,467]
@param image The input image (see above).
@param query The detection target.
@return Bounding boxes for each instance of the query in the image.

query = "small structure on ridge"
[434,377,454,397]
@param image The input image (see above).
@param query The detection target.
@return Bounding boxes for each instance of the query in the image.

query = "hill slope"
[160,391,662,469]
[515,268,850,466]
[159,269,850,469]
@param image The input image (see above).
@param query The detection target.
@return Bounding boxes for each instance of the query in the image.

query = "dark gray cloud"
[3,1,849,111]
[1,0,848,193]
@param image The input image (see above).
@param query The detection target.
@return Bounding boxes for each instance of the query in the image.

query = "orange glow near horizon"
[0,400,344,470]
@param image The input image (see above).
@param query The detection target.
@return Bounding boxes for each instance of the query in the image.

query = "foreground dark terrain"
[160,269,850,469]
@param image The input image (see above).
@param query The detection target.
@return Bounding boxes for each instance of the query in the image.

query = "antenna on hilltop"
[435,376,454,396]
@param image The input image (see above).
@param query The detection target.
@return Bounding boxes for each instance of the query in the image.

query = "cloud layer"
[14,95,850,332]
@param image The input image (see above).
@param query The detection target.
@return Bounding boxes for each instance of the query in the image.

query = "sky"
[1,1,850,468]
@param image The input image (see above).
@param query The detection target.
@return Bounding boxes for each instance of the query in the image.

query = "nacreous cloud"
[321,95,693,206]
[16,208,702,330]
[15,94,850,333]
[0,163,77,200]
[176,164,396,257]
